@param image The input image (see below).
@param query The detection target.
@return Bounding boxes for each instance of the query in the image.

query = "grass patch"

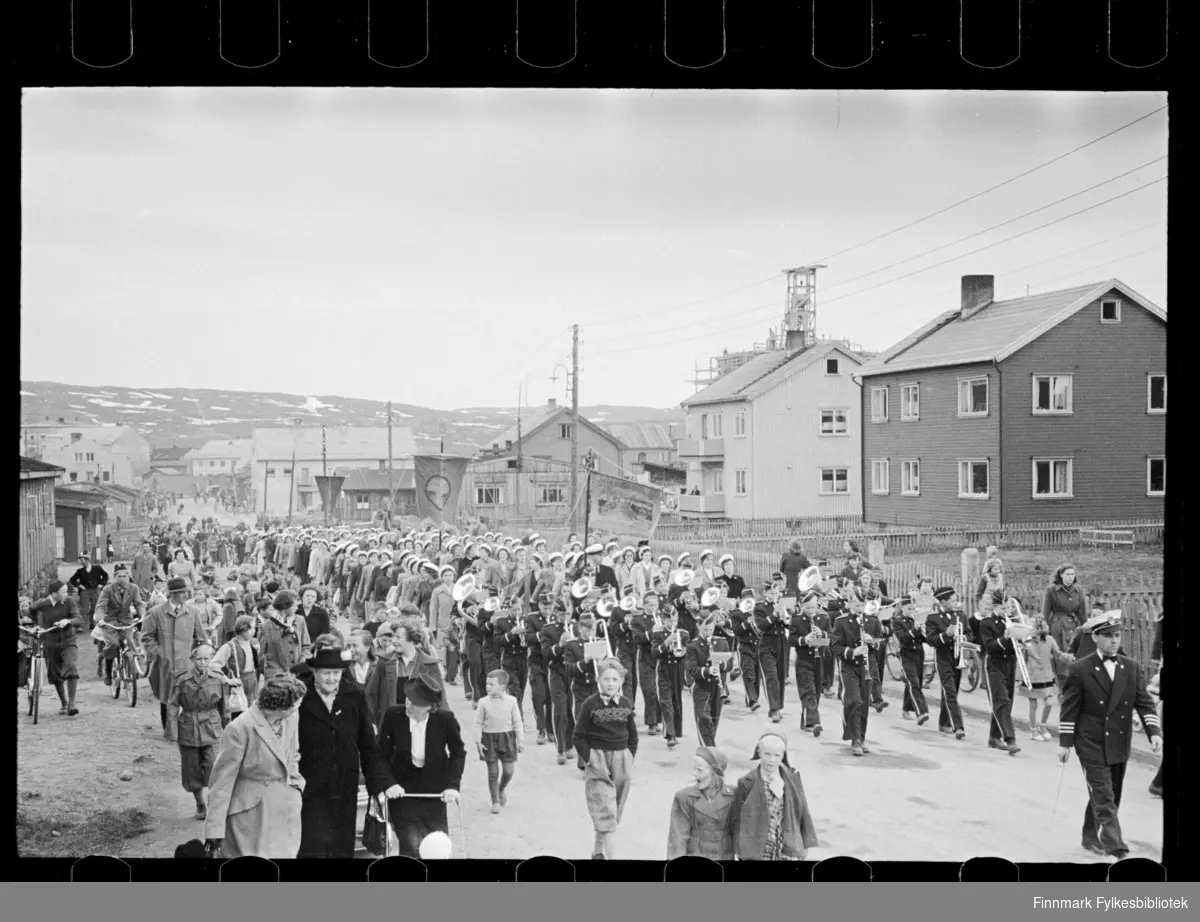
[17,806,154,858]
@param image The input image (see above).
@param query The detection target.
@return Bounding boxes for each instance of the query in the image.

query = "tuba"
[797,565,822,594]
[674,568,696,588]
[700,586,722,609]
[571,576,594,599]
[451,572,477,602]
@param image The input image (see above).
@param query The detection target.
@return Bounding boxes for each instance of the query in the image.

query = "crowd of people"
[18,519,1163,862]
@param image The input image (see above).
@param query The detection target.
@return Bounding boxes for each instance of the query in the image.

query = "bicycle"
[18,622,65,726]
[958,647,982,694]
[97,618,147,708]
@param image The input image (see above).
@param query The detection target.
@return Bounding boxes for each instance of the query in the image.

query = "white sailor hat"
[658,554,672,565]
[585,543,604,555]
[439,564,456,577]
[718,554,735,568]
[699,549,714,562]
[548,551,564,563]
[677,552,693,566]
[378,549,393,560]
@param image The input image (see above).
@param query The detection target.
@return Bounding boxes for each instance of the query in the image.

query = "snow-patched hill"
[19,381,685,455]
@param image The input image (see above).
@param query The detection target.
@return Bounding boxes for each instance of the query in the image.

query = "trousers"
[636,646,660,728]
[738,642,761,707]
[691,681,723,746]
[840,662,871,743]
[656,661,685,740]
[527,661,551,733]
[900,654,930,717]
[464,637,485,702]
[499,647,528,719]
[617,649,638,709]
[548,670,575,753]
[758,635,786,711]
[1080,758,1129,855]
[984,654,1016,742]
[793,652,822,729]
[935,655,965,732]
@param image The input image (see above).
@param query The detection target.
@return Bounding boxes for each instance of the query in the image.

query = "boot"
[194,790,208,820]
[536,730,547,746]
[851,742,863,757]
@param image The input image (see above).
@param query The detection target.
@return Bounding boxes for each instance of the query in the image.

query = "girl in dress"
[1019,616,1070,741]
[473,670,525,814]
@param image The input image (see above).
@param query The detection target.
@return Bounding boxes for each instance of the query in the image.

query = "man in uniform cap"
[590,544,619,593]
[1057,612,1161,859]
[924,587,969,739]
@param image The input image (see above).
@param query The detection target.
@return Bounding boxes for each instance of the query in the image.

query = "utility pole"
[387,401,394,512]
[516,384,523,516]
[287,451,296,526]
[321,425,329,526]
[569,323,580,534]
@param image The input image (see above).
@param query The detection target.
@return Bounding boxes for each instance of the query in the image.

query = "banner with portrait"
[413,455,470,525]
[586,470,663,541]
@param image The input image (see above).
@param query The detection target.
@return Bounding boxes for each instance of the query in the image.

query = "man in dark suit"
[587,544,619,594]
[378,674,466,859]
[1057,612,1162,859]
[297,648,401,858]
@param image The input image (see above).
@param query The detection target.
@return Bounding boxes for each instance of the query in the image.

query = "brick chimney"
[960,275,995,320]
[547,398,557,409]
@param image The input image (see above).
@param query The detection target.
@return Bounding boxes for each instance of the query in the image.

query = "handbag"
[224,643,250,712]
[361,794,391,857]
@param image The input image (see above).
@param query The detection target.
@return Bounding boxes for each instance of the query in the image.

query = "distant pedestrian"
[106,535,115,562]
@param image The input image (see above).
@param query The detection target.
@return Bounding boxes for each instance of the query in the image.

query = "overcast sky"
[21,89,1167,411]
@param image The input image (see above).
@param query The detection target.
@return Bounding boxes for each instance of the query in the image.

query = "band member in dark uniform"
[493,601,528,723]
[685,615,729,746]
[524,594,553,746]
[541,601,576,766]
[630,590,663,735]
[730,594,762,713]
[753,584,789,724]
[461,596,486,705]
[893,598,931,724]
[789,592,828,736]
[652,607,688,748]
[673,588,700,643]
[480,591,502,676]
[979,592,1021,756]
[830,602,874,756]
[1148,612,1164,798]
[711,602,737,705]
[610,586,639,707]
[563,616,601,727]
[925,587,968,739]
[1058,612,1161,859]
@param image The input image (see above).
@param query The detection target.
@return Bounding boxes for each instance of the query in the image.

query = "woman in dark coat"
[378,674,466,859]
[667,747,735,860]
[727,730,819,860]
[1040,564,1088,695]
[296,647,401,858]
[778,539,812,595]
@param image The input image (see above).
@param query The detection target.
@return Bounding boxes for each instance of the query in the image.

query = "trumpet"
[668,629,686,658]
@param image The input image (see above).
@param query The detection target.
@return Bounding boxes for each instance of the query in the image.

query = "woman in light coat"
[205,674,307,859]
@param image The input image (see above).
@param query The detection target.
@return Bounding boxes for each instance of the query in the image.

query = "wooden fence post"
[961,547,979,620]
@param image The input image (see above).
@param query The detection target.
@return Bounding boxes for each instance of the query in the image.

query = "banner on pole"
[587,471,663,540]
[413,455,471,525]
[314,475,347,512]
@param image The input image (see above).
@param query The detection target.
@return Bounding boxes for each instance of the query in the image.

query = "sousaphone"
[452,573,477,602]
[674,568,696,588]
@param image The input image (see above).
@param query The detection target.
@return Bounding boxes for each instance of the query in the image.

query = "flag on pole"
[413,455,471,525]
[587,470,664,540]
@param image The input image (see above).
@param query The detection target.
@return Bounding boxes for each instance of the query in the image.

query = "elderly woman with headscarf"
[666,746,735,860]
[727,730,819,861]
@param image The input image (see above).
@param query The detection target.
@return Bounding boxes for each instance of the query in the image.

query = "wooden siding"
[1000,291,1167,523]
[861,361,1000,526]
[751,356,862,518]
[19,477,58,585]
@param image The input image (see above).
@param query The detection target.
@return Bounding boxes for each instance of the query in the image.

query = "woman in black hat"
[378,673,466,859]
[296,647,401,859]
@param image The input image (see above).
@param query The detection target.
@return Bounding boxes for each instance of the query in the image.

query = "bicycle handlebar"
[97,618,146,631]
[19,623,66,635]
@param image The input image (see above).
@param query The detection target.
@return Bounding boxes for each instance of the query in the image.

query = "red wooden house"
[854,275,1166,526]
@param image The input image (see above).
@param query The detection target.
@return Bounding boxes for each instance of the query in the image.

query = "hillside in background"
[19,381,685,454]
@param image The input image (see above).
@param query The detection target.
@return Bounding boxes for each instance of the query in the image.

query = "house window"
[356,496,370,511]
[1100,299,1121,323]
[1033,375,1073,414]
[69,472,78,483]
[1033,459,1073,498]
[476,486,503,505]
[735,469,747,495]
[819,409,848,436]
[820,468,849,495]
[870,460,889,495]
[1147,374,1166,414]
[734,410,746,437]
[505,440,513,451]
[282,468,292,477]
[870,387,889,422]
[711,469,724,495]
[209,459,217,467]
[379,460,387,471]
[539,485,567,505]
[958,460,990,499]
[87,453,94,461]
[219,460,226,468]
[901,460,920,496]
[1147,457,1166,496]
[712,415,723,438]
[102,471,110,482]
[637,452,647,463]
[825,358,840,375]
[900,384,920,421]
[957,377,989,417]
[74,453,83,462]
[559,424,572,440]
[700,414,708,440]
[266,468,277,476]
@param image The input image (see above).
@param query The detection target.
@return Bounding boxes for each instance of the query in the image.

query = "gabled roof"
[152,445,192,462]
[856,279,1166,378]
[189,438,254,460]
[55,488,108,509]
[252,427,415,462]
[333,467,416,492]
[19,456,65,476]
[682,341,865,408]
[33,425,143,446]
[599,422,678,452]
[479,407,626,453]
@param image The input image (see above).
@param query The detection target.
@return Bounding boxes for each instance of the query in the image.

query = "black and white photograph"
[19,88,1166,866]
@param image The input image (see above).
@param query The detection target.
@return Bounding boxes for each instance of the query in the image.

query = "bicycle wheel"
[124,651,138,707]
[112,654,124,699]
[886,635,903,681]
[963,654,981,693]
[30,657,41,725]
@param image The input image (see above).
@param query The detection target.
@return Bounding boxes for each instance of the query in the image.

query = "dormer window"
[1100,299,1121,323]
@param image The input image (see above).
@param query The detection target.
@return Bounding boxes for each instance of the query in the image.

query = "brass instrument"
[451,573,477,602]
[668,629,686,658]
[700,586,722,609]
[1003,599,1033,687]
[595,618,615,660]
[618,593,637,614]
[674,568,696,588]
[797,566,822,593]
[571,576,594,599]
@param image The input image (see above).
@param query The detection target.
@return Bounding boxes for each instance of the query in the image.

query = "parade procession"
[19,88,1167,870]
[16,507,1165,864]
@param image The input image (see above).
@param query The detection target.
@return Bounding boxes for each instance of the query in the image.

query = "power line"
[1031,243,1166,289]
[579,104,1167,337]
[586,175,1165,355]
[816,157,1165,293]
[808,104,1167,263]
[585,178,1165,360]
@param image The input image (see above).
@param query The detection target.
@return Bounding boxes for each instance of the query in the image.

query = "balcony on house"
[675,438,725,460]
[679,493,725,515]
